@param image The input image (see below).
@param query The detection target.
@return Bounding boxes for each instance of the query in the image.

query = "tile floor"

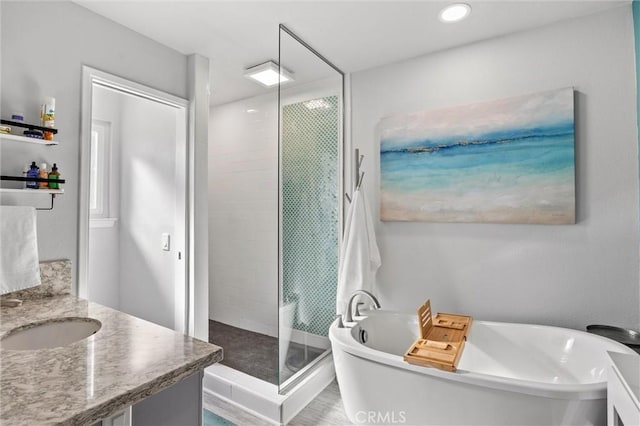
[208,320,326,384]
[203,380,350,426]
[206,320,347,424]
[209,320,277,383]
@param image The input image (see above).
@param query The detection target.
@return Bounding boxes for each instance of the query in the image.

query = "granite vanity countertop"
[0,294,222,425]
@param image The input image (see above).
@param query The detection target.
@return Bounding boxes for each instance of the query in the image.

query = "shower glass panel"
[208,78,279,384]
[278,25,344,391]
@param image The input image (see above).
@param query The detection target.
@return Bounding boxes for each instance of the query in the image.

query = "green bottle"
[48,163,60,189]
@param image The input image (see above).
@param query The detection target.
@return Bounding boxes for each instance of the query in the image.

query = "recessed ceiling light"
[303,99,331,110]
[246,108,259,113]
[244,61,294,87]
[439,3,471,23]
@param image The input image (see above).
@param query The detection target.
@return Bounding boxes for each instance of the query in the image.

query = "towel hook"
[346,148,365,203]
[355,148,364,188]
[356,171,365,191]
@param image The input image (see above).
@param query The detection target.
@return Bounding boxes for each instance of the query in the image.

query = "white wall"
[208,92,279,336]
[88,224,120,307]
[188,55,211,341]
[0,1,187,291]
[351,6,640,330]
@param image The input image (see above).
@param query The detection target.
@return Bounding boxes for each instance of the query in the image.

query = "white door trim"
[79,65,190,334]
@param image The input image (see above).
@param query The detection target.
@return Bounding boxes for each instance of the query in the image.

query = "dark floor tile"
[208,320,327,385]
[209,320,278,384]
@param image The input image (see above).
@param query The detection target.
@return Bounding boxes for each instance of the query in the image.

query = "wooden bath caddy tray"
[403,299,472,372]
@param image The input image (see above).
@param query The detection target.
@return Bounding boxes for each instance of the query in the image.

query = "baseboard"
[203,356,335,425]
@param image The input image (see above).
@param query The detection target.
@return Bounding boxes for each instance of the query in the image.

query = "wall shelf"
[0,188,64,194]
[1,118,64,211]
[0,188,64,211]
[0,133,59,146]
[1,175,66,185]
[0,119,58,134]
[1,176,65,211]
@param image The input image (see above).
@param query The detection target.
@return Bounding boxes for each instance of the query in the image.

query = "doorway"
[78,67,189,333]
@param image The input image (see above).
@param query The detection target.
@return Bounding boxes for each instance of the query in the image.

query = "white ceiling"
[75,0,628,106]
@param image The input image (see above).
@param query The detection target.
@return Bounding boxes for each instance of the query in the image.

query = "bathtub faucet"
[344,290,381,323]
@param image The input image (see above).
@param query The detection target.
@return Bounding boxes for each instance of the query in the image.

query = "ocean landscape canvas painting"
[379,88,575,224]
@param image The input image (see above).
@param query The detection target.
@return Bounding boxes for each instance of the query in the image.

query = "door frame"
[79,66,190,334]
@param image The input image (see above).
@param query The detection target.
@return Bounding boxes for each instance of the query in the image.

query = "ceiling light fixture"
[303,99,331,110]
[439,3,471,23]
[244,61,294,87]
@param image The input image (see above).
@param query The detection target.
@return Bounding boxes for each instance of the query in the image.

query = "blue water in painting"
[380,123,575,195]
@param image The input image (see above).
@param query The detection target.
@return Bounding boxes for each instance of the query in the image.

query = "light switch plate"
[161,233,170,251]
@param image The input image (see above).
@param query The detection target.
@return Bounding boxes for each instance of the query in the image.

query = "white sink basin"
[1,317,102,350]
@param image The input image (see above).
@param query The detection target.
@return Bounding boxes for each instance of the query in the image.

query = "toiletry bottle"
[26,162,39,189]
[11,113,24,135]
[41,97,55,141]
[39,163,49,189]
[22,163,29,189]
[48,163,60,189]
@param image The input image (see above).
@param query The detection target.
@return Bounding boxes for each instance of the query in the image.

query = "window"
[90,120,111,218]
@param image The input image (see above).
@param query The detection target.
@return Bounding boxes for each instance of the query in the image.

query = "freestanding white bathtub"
[329,310,638,425]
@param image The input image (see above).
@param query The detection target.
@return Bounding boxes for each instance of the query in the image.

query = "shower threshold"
[208,320,326,385]
[203,354,335,425]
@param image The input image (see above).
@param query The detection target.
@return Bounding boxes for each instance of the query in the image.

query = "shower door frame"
[277,24,347,395]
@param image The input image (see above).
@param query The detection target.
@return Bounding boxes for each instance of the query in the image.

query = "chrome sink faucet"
[344,290,381,323]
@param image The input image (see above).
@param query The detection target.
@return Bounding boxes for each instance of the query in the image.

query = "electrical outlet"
[161,233,170,251]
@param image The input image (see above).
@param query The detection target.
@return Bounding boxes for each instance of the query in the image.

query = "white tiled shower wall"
[208,93,279,336]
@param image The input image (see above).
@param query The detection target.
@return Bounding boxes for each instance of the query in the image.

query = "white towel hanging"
[0,206,41,294]
[336,184,381,316]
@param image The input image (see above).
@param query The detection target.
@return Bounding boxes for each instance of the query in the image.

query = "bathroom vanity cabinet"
[0,293,222,425]
[607,351,640,426]
[97,371,203,426]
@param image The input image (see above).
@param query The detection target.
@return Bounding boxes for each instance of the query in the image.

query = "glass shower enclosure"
[278,25,344,392]
[207,24,343,399]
